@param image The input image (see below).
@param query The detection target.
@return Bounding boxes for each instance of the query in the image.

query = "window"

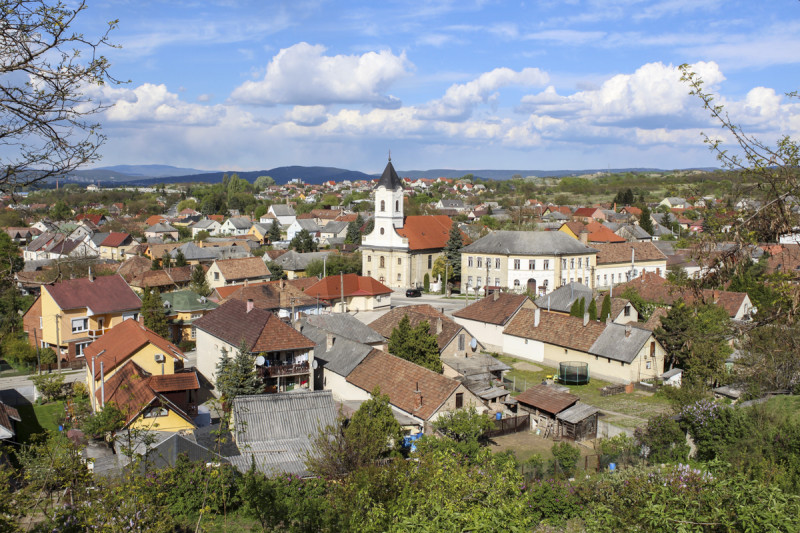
[624,305,631,317]
[380,200,385,211]
[514,279,520,287]
[380,227,385,235]
[597,275,601,283]
[397,273,401,281]
[646,361,652,369]
[495,258,500,268]
[561,278,566,286]
[123,312,139,322]
[514,259,520,269]
[367,270,371,276]
[562,258,567,269]
[543,259,549,270]
[428,255,432,269]
[71,318,88,333]
[467,276,473,286]
[495,278,500,286]
[458,334,465,351]
[396,200,399,211]
[468,256,473,268]
[650,341,656,357]
[75,342,90,358]
[214,272,219,281]
[529,260,535,270]
[578,258,582,268]
[455,392,464,409]
[570,258,575,268]
[398,257,402,265]
[39,317,42,329]
[477,276,482,287]
[379,256,385,268]
[543,280,549,289]
[367,255,372,262]
[486,257,491,269]
[191,326,196,339]
[191,313,202,319]
[477,257,483,268]
[144,406,169,418]
[604,274,608,284]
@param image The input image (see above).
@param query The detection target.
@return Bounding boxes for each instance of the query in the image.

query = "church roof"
[376,159,403,190]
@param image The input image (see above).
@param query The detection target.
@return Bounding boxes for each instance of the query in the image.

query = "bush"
[156,454,242,516]
[423,273,430,292]
[178,340,196,352]
[31,373,67,402]
[551,442,581,477]
[635,414,689,463]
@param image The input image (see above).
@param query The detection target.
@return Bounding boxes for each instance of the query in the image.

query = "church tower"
[374,156,404,230]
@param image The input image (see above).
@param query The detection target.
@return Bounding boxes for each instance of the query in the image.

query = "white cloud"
[285,105,328,126]
[100,84,227,126]
[230,42,411,108]
[418,67,549,121]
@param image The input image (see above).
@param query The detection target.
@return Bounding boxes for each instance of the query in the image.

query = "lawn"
[497,354,673,427]
[15,401,66,444]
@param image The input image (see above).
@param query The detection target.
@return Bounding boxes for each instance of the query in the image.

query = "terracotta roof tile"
[304,274,391,300]
[214,257,270,281]
[85,319,185,380]
[453,293,532,325]
[369,305,463,352]
[149,372,200,392]
[252,313,315,352]
[516,384,578,415]
[584,221,626,243]
[45,275,141,314]
[346,349,460,420]
[222,281,319,311]
[595,241,667,264]
[100,232,131,248]
[396,215,453,250]
[96,361,157,424]
[504,309,605,352]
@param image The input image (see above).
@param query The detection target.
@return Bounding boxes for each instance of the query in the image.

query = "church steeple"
[376,156,404,190]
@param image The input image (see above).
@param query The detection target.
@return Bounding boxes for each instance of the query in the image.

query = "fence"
[486,414,530,438]
[503,376,538,393]
[35,359,86,373]
[518,451,645,482]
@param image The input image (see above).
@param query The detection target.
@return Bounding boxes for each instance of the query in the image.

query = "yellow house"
[27,274,142,362]
[160,289,219,343]
[84,319,199,432]
[97,232,140,261]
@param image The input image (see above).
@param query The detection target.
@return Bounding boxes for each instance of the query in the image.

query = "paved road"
[0,368,85,390]
[350,290,474,325]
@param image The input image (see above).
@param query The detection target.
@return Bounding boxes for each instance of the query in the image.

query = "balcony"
[264,362,310,378]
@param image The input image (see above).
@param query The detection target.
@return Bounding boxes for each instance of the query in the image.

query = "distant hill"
[114,166,374,186]
[396,168,672,180]
[95,164,214,177]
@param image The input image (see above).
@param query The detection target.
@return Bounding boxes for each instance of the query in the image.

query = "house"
[228,391,337,476]
[304,273,392,312]
[145,223,179,242]
[5,227,39,245]
[220,279,325,320]
[190,219,221,238]
[128,265,197,294]
[460,230,598,295]
[572,207,606,223]
[560,221,626,244]
[452,292,536,352]
[344,349,486,430]
[318,221,348,244]
[206,257,271,289]
[160,290,218,344]
[23,274,142,362]
[435,199,466,212]
[247,223,274,245]
[503,308,666,384]
[98,232,139,261]
[593,242,667,289]
[263,204,296,227]
[615,224,652,242]
[0,401,21,440]
[272,250,336,279]
[516,384,599,441]
[219,217,253,236]
[534,283,638,324]
[369,304,484,359]
[84,320,199,432]
[193,299,316,393]
[286,218,322,242]
[661,368,683,387]
[360,158,458,289]
[659,197,692,210]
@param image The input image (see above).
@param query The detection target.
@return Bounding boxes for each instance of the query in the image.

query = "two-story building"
[160,290,219,344]
[23,274,142,362]
[593,242,668,289]
[459,231,599,295]
[206,257,271,289]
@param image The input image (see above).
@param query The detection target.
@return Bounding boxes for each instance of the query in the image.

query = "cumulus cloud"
[285,105,328,126]
[230,42,411,108]
[417,67,549,121]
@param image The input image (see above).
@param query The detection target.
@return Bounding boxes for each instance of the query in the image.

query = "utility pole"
[55,314,61,373]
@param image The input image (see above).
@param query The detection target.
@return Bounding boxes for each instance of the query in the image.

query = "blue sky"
[74,0,800,173]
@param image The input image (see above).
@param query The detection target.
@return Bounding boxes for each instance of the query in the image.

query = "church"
[361,158,454,289]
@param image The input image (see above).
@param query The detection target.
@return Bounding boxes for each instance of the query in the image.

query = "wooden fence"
[486,414,530,438]
[35,359,86,373]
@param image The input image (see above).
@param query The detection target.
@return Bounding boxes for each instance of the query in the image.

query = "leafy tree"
[305,252,361,278]
[31,372,67,402]
[587,297,598,321]
[264,260,287,281]
[268,219,282,243]
[49,200,72,220]
[551,442,581,477]
[736,321,800,396]
[150,257,161,270]
[81,403,126,438]
[141,288,169,339]
[306,389,402,479]
[388,315,442,373]
[254,175,275,190]
[430,407,493,460]
[290,228,318,253]
[194,229,210,242]
[253,203,269,220]
[443,222,463,280]
[161,251,172,269]
[0,0,118,193]
[639,205,654,235]
[345,214,364,244]
[176,199,197,212]
[174,249,187,267]
[215,341,262,401]
[189,263,210,296]
[634,414,689,463]
[176,225,191,240]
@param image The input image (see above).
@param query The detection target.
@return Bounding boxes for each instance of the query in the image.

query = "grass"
[15,401,66,444]
[184,510,260,532]
[497,354,673,426]
[762,395,800,422]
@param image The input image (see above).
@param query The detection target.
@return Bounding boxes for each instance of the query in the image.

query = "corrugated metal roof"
[556,403,599,424]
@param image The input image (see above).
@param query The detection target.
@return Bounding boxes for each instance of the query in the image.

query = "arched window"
[395,200,399,211]
[379,256,385,268]
[380,200,385,212]
[380,227,385,235]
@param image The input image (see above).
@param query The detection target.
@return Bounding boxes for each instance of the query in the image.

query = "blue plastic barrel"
[495,412,502,420]
[609,463,616,471]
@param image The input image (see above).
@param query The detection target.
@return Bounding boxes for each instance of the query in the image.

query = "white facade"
[195,328,235,386]
[452,318,506,353]
[502,334,545,363]
[265,205,297,227]
[322,369,371,402]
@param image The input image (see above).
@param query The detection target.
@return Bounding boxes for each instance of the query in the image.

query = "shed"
[515,384,579,434]
[660,368,683,387]
[555,403,599,441]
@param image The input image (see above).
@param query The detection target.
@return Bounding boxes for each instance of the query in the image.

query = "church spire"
[376,156,403,190]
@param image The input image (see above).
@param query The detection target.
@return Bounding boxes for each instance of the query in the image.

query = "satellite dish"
[255,355,265,366]
[312,360,318,369]
[470,337,477,350]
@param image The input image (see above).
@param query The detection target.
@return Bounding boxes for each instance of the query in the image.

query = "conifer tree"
[639,205,655,236]
[141,288,170,339]
[588,297,598,321]
[388,316,442,373]
[569,298,582,317]
[599,293,612,322]
[190,264,211,297]
[215,340,263,401]
[268,220,281,243]
[579,297,586,317]
[443,223,463,280]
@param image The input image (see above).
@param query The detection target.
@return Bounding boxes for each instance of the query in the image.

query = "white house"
[191,219,221,238]
[219,217,252,236]
[262,204,297,227]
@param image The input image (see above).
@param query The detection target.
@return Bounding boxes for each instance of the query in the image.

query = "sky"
[69,0,800,174]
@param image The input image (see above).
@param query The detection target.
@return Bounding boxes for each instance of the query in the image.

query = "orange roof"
[585,221,626,243]
[304,273,391,300]
[396,215,453,250]
[145,215,168,226]
[100,232,131,248]
[85,319,185,380]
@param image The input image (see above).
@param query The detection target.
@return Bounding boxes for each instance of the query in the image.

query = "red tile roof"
[304,274,391,300]
[516,384,578,415]
[214,257,270,281]
[573,207,601,218]
[584,221,626,243]
[145,215,168,226]
[76,213,104,225]
[346,349,460,420]
[45,275,142,314]
[594,241,667,264]
[368,305,463,352]
[505,309,605,351]
[453,293,532,326]
[149,372,200,393]
[85,319,185,380]
[396,215,453,250]
[100,232,131,248]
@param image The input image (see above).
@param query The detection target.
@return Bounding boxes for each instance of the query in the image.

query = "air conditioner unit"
[154,353,166,363]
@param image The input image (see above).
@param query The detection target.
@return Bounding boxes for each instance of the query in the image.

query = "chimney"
[579,228,589,245]
[436,318,443,334]
[493,289,499,301]
[246,299,254,313]
[281,279,286,290]
[534,307,540,327]
[326,332,335,351]
[88,266,94,282]
[583,312,589,327]
[415,381,423,409]
[625,323,632,338]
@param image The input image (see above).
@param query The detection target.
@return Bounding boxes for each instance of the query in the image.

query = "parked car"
[405,288,422,297]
